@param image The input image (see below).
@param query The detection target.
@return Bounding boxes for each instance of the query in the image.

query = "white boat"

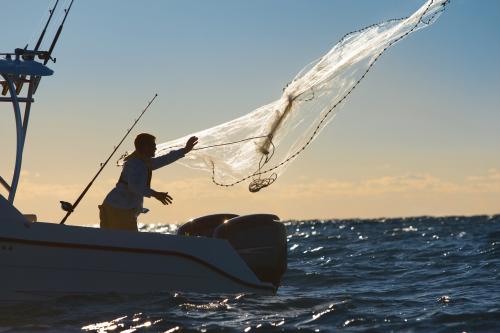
[0,16,287,302]
[0,195,285,301]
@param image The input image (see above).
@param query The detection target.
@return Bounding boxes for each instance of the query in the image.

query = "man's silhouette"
[99,133,198,231]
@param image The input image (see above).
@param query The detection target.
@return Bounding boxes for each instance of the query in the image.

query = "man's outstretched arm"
[151,136,198,170]
[151,148,185,170]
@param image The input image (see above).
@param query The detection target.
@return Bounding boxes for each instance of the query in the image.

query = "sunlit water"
[1,215,498,332]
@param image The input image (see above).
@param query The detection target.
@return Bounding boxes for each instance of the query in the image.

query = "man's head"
[134,133,156,158]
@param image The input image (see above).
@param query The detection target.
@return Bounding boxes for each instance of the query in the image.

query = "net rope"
[119,0,450,192]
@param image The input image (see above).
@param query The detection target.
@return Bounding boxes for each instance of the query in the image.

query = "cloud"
[275,170,500,198]
[464,168,500,193]
[8,168,499,224]
[10,168,500,203]
[14,172,108,200]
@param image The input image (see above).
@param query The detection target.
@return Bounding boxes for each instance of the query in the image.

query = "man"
[99,133,198,231]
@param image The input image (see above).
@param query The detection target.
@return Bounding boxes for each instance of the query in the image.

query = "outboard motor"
[213,214,287,287]
[177,213,238,237]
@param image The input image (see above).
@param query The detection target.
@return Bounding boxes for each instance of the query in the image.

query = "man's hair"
[134,133,156,150]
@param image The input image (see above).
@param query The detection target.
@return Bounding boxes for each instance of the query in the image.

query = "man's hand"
[184,136,198,153]
[152,191,173,205]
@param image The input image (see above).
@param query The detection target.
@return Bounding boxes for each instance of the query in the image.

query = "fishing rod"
[29,0,75,95]
[12,0,60,95]
[35,0,60,51]
[59,93,159,225]
[43,0,74,65]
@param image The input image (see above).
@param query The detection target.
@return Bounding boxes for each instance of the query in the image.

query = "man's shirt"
[103,148,185,211]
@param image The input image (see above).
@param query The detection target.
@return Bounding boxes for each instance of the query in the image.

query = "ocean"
[1,215,498,332]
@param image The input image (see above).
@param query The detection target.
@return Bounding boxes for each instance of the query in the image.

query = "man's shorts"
[99,202,139,231]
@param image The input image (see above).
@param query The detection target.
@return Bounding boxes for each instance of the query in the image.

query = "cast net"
[122,0,450,192]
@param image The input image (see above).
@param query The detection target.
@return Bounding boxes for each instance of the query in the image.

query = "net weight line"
[205,0,449,192]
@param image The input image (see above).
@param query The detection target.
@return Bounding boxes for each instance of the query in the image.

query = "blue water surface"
[0,215,499,332]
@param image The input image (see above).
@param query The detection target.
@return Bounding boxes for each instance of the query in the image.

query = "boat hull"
[0,197,275,301]
[0,237,274,301]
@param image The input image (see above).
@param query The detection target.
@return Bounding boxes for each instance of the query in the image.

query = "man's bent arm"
[151,148,186,170]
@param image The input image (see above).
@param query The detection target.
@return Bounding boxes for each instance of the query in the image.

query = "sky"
[1,0,499,226]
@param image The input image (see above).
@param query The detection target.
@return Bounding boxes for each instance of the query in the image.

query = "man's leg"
[99,203,138,231]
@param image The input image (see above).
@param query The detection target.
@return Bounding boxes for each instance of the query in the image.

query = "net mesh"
[122,0,450,192]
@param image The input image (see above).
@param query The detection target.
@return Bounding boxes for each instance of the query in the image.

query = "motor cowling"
[213,214,287,287]
[177,213,238,237]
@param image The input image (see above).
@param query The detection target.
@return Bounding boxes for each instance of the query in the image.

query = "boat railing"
[0,50,53,204]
